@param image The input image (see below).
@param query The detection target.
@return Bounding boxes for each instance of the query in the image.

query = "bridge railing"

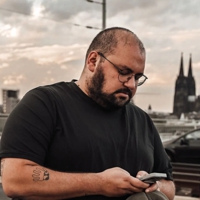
[172,162,200,197]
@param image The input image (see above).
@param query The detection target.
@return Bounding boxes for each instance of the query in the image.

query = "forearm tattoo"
[32,167,50,181]
[0,159,5,177]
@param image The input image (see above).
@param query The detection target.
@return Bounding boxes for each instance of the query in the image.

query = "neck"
[75,80,89,97]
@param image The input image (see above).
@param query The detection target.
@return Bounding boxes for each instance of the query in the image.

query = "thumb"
[136,171,148,178]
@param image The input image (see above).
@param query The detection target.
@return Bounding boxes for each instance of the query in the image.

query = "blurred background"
[0,0,200,114]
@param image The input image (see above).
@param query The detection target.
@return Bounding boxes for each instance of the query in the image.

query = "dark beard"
[86,65,132,110]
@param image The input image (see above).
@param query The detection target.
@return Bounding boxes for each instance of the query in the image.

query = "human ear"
[86,51,98,72]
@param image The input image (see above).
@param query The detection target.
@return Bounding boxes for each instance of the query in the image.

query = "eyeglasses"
[97,52,148,86]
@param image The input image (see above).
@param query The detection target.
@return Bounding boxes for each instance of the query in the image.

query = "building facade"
[2,89,20,114]
[173,53,200,118]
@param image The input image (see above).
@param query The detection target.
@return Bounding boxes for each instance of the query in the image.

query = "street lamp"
[86,0,106,30]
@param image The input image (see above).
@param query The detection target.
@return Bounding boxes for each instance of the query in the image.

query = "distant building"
[0,105,2,113]
[0,113,9,134]
[2,89,20,114]
[173,53,200,118]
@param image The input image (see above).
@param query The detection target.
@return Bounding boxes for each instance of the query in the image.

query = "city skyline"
[0,0,200,113]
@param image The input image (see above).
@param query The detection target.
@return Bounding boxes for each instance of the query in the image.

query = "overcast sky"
[0,0,200,113]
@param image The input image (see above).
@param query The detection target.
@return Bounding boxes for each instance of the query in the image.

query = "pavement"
[175,196,200,200]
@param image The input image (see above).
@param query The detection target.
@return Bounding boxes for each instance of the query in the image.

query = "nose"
[123,75,137,90]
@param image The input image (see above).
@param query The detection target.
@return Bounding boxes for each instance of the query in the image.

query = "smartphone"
[139,173,167,184]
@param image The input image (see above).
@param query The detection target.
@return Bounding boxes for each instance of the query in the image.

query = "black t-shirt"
[0,81,173,200]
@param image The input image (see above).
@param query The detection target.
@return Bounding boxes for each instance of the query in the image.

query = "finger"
[128,177,150,190]
[126,184,145,193]
[136,171,148,178]
[145,182,159,193]
[156,180,161,191]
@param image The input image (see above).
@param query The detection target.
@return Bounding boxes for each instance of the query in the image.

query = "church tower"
[173,53,188,118]
[187,54,196,112]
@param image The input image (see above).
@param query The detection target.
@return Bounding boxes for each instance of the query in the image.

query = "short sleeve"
[0,87,57,165]
[152,124,173,181]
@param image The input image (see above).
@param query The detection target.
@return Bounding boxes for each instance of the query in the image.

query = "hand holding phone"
[139,172,167,184]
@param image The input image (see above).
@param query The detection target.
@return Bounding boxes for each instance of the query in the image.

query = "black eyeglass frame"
[97,52,148,86]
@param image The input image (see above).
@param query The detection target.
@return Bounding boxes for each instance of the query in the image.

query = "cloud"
[0,23,20,38]
[194,62,200,69]
[0,0,200,112]
[0,62,9,69]
[1,43,87,65]
[0,0,33,20]
[3,74,26,85]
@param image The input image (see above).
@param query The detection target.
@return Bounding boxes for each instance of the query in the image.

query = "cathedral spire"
[179,52,184,76]
[188,53,193,77]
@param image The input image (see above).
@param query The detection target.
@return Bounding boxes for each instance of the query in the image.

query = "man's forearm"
[158,180,175,200]
[2,158,102,199]
[2,158,151,199]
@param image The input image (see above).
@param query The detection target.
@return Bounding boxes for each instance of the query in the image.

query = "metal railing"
[172,162,200,197]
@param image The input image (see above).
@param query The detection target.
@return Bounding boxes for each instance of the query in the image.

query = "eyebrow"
[121,67,145,78]
[115,63,137,75]
[111,61,133,74]
[98,52,143,75]
[120,66,133,72]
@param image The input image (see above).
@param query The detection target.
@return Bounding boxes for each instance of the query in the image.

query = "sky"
[0,0,200,113]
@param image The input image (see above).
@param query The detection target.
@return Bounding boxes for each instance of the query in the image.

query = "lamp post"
[86,0,106,30]
[102,0,106,30]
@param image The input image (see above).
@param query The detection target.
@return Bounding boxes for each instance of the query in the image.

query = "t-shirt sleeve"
[0,87,56,165]
[151,123,173,181]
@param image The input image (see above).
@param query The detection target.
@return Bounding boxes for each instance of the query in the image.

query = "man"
[0,27,175,200]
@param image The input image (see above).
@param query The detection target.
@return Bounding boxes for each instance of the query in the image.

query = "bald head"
[85,27,145,62]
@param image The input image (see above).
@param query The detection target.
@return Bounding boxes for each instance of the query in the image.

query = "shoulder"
[126,103,150,119]
[32,81,70,95]
[23,81,72,102]
[126,103,156,129]
[12,82,71,116]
